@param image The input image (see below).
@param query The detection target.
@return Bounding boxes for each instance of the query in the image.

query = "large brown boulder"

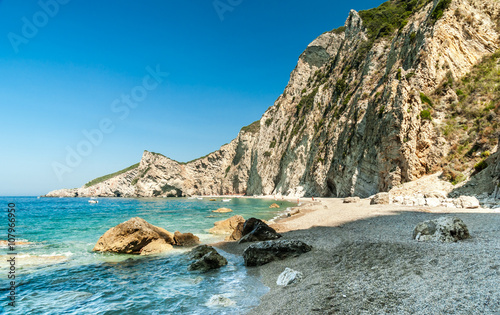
[209,215,245,235]
[140,239,173,255]
[173,231,200,247]
[225,221,245,241]
[238,218,281,243]
[93,217,175,254]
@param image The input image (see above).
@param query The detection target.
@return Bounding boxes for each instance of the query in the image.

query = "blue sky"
[0,0,385,196]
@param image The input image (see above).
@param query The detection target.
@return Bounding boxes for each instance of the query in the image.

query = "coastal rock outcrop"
[187,245,228,272]
[93,217,175,255]
[413,217,470,242]
[46,0,500,201]
[209,215,245,235]
[243,240,312,266]
[238,218,281,243]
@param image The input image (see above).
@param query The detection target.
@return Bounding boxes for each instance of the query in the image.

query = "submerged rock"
[206,295,236,307]
[243,240,312,266]
[208,215,245,235]
[188,245,228,272]
[276,267,303,286]
[413,217,470,242]
[173,231,200,247]
[93,217,175,254]
[370,193,390,205]
[238,218,281,243]
[269,203,280,208]
[188,245,217,260]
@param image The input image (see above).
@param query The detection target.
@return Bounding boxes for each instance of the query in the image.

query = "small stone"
[343,197,360,203]
[276,267,303,286]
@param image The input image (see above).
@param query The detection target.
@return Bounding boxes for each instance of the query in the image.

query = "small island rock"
[212,208,233,213]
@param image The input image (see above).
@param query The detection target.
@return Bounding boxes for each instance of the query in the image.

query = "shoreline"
[213,198,500,314]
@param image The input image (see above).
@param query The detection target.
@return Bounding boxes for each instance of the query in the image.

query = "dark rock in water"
[173,231,200,247]
[93,217,175,255]
[188,245,217,260]
[243,240,312,267]
[238,218,281,243]
[413,217,470,242]
[226,221,245,241]
[188,245,228,272]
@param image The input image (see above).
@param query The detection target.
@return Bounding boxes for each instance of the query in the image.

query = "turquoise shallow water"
[0,196,294,314]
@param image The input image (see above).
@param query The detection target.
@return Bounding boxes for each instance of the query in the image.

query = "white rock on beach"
[277,267,303,286]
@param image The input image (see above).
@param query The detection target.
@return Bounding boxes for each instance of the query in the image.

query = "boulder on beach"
[208,215,245,235]
[188,245,228,272]
[453,196,480,209]
[93,217,175,254]
[173,231,200,247]
[269,203,280,208]
[225,221,245,241]
[343,197,360,203]
[212,207,233,213]
[370,192,390,205]
[413,216,470,242]
[238,218,281,243]
[243,239,312,266]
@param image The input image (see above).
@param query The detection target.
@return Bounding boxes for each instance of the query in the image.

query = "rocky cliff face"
[46,0,500,198]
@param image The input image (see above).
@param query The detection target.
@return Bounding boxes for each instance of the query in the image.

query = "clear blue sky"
[0,0,384,196]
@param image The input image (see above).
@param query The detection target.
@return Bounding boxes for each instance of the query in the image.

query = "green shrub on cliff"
[241,120,261,134]
[85,163,140,188]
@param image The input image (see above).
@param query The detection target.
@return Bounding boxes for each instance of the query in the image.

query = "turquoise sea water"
[0,196,293,314]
